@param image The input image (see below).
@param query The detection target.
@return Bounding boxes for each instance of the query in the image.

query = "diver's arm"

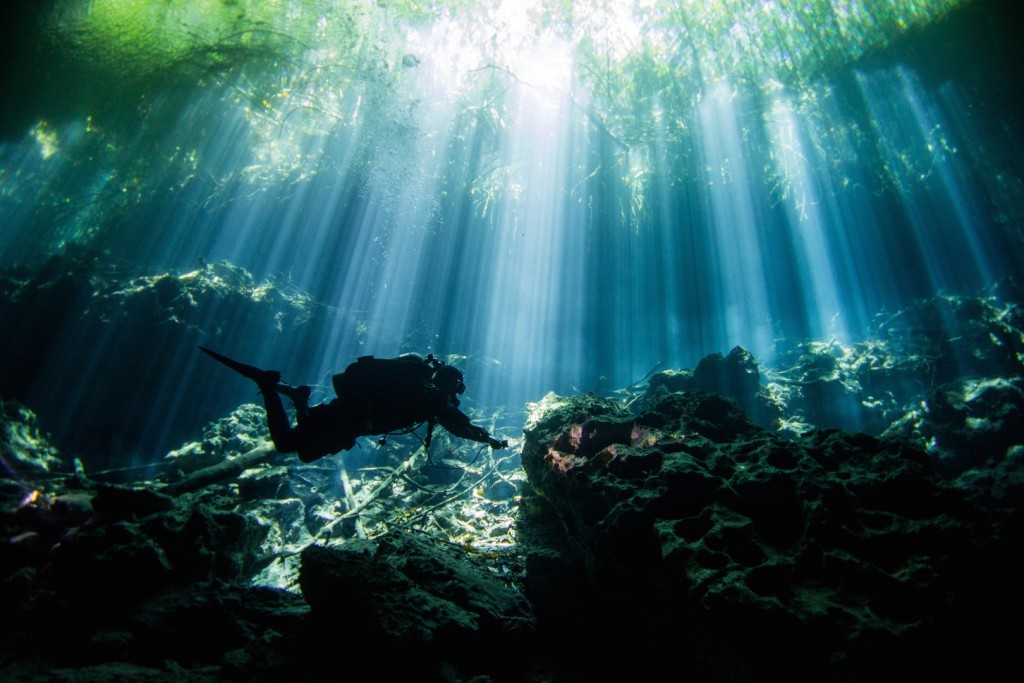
[436,404,507,449]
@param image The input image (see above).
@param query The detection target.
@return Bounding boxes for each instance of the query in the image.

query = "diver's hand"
[488,437,508,449]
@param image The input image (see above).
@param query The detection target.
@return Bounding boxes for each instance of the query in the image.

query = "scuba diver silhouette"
[200,347,508,463]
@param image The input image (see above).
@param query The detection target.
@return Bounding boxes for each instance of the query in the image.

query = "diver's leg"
[276,383,312,420]
[294,401,357,463]
[260,386,301,453]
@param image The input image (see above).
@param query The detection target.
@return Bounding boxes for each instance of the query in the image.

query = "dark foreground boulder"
[296,531,536,680]
[300,532,534,646]
[519,390,1022,679]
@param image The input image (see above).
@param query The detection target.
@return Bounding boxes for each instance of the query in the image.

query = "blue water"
[1,0,1022,462]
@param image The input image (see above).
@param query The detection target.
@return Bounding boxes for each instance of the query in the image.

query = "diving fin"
[199,346,280,387]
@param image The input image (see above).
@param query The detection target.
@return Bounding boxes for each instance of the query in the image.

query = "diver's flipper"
[199,346,281,387]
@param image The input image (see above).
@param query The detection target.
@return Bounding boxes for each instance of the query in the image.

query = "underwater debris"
[164,403,269,477]
[0,395,532,676]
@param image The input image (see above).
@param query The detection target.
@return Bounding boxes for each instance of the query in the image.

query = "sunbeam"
[1,0,1021,460]
[696,81,775,358]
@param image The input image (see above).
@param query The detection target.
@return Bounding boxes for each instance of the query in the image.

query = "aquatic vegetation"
[0,0,980,257]
[3,2,1018,412]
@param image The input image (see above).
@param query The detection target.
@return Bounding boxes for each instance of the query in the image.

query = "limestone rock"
[164,403,269,479]
[922,377,1024,474]
[693,346,760,403]
[237,466,292,500]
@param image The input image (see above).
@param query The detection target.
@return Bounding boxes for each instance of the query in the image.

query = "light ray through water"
[0,0,1021,462]
[696,82,774,359]
[767,90,850,344]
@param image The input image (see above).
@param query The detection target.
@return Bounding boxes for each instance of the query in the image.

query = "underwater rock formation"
[1,401,530,681]
[642,345,782,427]
[889,376,1024,476]
[2,270,1023,680]
[3,246,1018,481]
[518,390,1021,678]
[636,284,1024,476]
[1,399,64,476]
[0,479,295,675]
[762,286,1024,442]
[164,403,269,478]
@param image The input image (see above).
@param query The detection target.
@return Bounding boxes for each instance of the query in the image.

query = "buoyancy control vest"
[331,353,435,400]
[331,356,464,403]
[330,354,456,440]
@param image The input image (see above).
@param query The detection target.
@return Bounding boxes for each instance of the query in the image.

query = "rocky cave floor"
[2,259,1024,681]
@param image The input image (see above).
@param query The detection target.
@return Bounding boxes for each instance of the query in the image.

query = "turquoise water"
[0,0,1021,462]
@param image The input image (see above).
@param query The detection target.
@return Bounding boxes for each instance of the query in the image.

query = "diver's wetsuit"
[257,355,504,463]
[260,390,357,463]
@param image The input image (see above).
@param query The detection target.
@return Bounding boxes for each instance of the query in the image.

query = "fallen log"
[316,445,425,539]
[163,440,278,495]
